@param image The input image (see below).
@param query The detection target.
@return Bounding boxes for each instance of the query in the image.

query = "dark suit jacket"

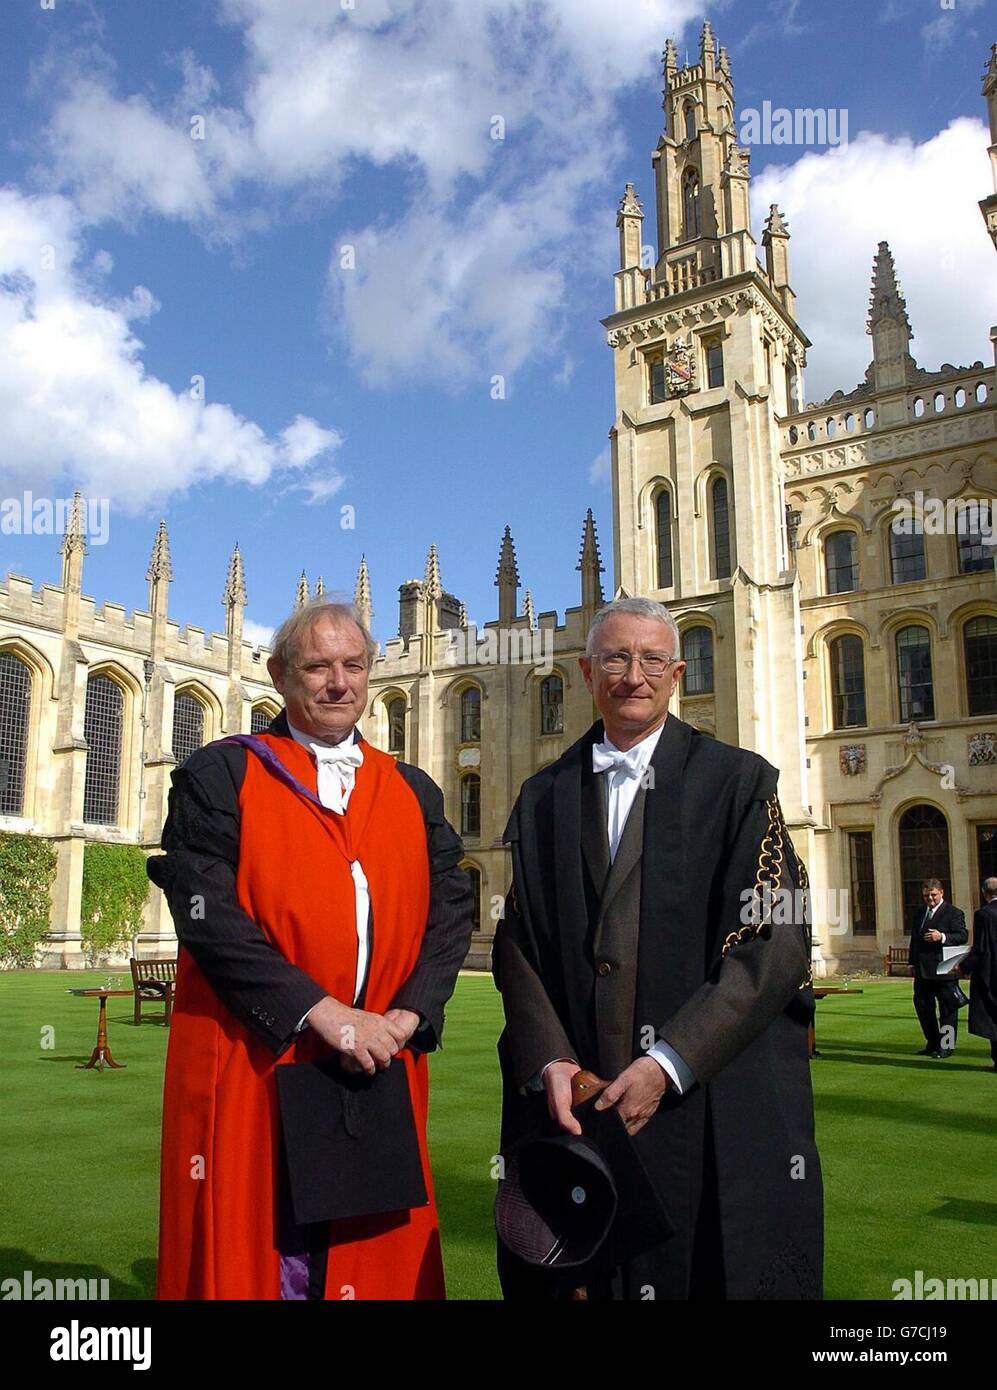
[964,900,997,1040]
[907,900,968,981]
[147,710,474,1055]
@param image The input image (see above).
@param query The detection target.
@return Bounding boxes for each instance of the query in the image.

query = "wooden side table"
[68,989,134,1071]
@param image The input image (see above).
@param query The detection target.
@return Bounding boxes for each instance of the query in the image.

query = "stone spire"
[423,543,442,634]
[867,241,912,336]
[58,489,87,638]
[295,570,310,609]
[866,241,918,392]
[59,489,87,583]
[494,525,520,625]
[700,19,716,75]
[523,588,536,629]
[717,45,731,78]
[314,575,326,599]
[979,44,997,250]
[662,37,677,80]
[221,543,247,609]
[762,203,794,317]
[423,543,442,600]
[617,182,645,271]
[354,554,372,632]
[220,543,247,675]
[577,509,605,615]
[146,519,173,618]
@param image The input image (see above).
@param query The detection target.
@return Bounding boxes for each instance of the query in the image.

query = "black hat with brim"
[495,1102,673,1279]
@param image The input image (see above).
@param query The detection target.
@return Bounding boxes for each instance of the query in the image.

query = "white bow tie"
[592,742,644,780]
[309,738,364,814]
[311,740,364,771]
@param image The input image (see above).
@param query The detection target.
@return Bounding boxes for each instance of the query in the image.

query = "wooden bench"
[129,956,178,1026]
[884,945,913,977]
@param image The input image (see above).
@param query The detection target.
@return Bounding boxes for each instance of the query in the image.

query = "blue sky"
[1,0,994,648]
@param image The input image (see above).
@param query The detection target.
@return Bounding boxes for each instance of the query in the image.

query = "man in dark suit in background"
[909,877,968,1059]
[960,878,997,1072]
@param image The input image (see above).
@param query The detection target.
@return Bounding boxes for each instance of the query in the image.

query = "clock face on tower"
[664,337,696,395]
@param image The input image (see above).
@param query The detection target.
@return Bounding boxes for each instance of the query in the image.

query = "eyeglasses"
[596,651,679,677]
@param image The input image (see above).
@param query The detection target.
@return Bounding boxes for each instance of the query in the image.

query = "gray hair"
[585,597,681,657]
[268,599,377,671]
[983,877,997,899]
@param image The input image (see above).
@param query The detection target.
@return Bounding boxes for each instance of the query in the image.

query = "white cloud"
[43,80,229,226]
[38,0,703,382]
[751,118,997,403]
[921,0,986,52]
[0,188,343,509]
[242,617,275,649]
[589,444,611,486]
[279,415,344,469]
[328,191,573,386]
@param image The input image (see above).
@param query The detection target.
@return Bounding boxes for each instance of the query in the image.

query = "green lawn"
[0,972,992,1300]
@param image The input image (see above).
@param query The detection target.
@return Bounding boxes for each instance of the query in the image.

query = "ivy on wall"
[0,832,57,969]
[80,843,150,966]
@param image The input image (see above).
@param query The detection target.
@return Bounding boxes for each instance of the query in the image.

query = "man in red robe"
[148,601,474,1299]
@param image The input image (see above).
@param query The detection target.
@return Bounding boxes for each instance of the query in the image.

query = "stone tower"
[602,20,811,825]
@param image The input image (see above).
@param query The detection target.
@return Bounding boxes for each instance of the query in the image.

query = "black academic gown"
[965,900,997,1043]
[493,715,823,1300]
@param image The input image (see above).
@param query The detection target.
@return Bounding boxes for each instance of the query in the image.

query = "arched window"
[0,652,32,816]
[889,522,926,584]
[829,634,866,728]
[682,626,714,695]
[899,805,951,930]
[172,692,205,765]
[824,531,858,594]
[463,864,482,932]
[711,476,732,579]
[896,626,934,722]
[251,705,275,734]
[965,615,997,715]
[957,505,996,574]
[540,674,563,735]
[684,102,697,142]
[460,686,481,743]
[387,696,406,755]
[655,489,673,589]
[83,676,123,825]
[460,774,481,838]
[682,168,701,239]
[864,408,875,429]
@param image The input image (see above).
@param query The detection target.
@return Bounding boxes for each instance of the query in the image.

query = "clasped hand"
[543,1057,669,1138]
[306,996,421,1075]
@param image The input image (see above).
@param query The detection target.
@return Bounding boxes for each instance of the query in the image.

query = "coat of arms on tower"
[664,337,696,396]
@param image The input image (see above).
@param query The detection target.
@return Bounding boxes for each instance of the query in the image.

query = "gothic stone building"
[2,28,996,974]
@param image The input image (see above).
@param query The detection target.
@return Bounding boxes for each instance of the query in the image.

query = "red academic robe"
[157,732,445,1300]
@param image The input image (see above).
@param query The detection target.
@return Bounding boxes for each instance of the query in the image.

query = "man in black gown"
[493,597,822,1300]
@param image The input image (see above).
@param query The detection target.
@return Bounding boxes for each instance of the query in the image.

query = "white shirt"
[594,723,665,862]
[286,720,370,1015]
